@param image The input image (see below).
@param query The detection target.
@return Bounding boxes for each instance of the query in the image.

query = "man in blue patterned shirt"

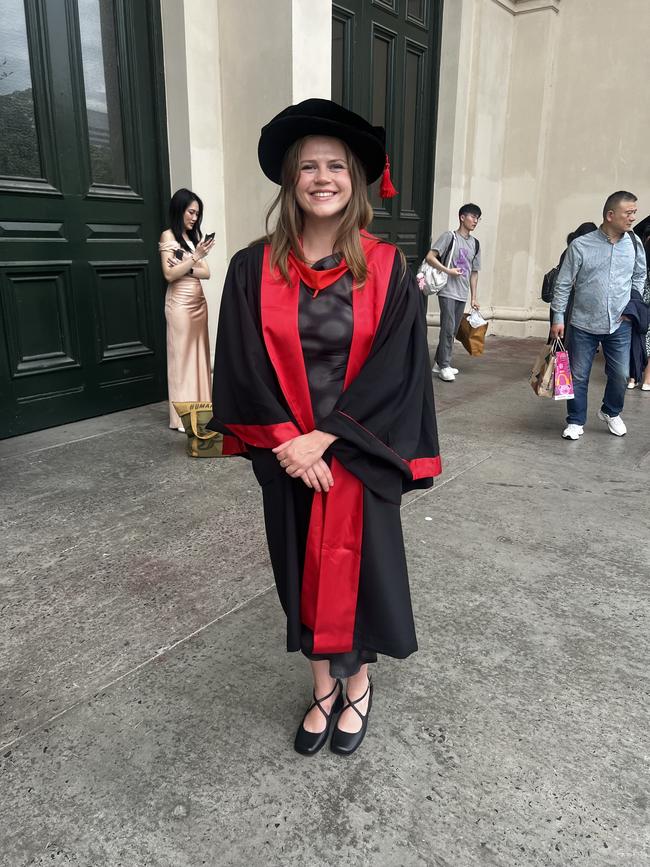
[551,191,646,440]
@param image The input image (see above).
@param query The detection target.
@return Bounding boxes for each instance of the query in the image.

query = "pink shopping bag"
[554,348,574,400]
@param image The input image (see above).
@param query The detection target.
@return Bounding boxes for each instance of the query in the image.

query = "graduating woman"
[208,99,441,756]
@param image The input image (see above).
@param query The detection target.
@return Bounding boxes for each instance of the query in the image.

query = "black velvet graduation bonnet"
[258,98,388,188]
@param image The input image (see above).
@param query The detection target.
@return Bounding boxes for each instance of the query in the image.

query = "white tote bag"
[416,233,457,296]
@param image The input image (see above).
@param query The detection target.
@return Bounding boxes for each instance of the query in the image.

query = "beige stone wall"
[161,0,649,345]
[161,0,331,349]
[432,0,516,327]
[433,0,650,337]
[538,0,650,276]
[160,0,227,350]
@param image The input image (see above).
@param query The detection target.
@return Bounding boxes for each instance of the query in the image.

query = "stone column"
[490,0,561,336]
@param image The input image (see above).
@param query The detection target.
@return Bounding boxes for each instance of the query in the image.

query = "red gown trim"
[287,252,350,298]
[222,433,248,455]
[261,237,404,654]
[407,456,442,480]
[260,249,315,435]
[222,421,301,450]
[301,237,395,653]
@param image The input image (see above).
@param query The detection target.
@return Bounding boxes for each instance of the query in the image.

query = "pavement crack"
[0,582,275,753]
[0,425,138,462]
[401,453,493,512]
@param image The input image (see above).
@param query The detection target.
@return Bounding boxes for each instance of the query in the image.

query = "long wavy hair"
[263,138,375,286]
[169,188,203,252]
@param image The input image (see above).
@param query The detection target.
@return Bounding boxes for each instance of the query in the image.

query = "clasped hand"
[272,431,336,492]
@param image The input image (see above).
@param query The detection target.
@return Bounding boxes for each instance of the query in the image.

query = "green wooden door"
[0,0,169,438]
[332,0,443,268]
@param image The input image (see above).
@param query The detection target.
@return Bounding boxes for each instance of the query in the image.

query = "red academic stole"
[260,234,394,653]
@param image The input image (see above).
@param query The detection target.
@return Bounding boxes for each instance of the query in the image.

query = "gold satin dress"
[159,240,212,429]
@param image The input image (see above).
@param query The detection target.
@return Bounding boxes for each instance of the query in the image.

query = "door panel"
[0,0,42,180]
[78,0,128,188]
[399,39,426,215]
[3,262,79,376]
[331,10,353,108]
[0,0,169,438]
[332,0,442,269]
[406,0,429,26]
[373,0,398,14]
[91,260,153,361]
[368,23,396,211]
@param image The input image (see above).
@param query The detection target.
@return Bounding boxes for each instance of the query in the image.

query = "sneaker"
[438,367,456,382]
[562,424,584,440]
[432,363,459,375]
[597,410,627,436]
[626,379,636,390]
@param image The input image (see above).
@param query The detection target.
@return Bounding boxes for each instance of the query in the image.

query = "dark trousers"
[435,296,466,367]
[566,321,631,426]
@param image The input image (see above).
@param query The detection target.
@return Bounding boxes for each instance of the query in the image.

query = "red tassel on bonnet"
[379,154,398,199]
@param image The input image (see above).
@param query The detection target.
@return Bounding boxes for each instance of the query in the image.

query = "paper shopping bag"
[553,349,574,400]
[456,313,488,356]
[529,343,556,398]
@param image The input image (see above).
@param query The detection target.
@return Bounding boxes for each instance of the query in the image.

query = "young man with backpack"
[550,191,647,440]
[427,203,482,382]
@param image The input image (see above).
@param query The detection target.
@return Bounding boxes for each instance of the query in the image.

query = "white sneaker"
[432,363,459,375]
[562,424,584,440]
[597,410,627,436]
[626,380,636,390]
[438,367,456,382]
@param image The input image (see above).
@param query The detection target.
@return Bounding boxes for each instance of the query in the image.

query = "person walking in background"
[547,222,598,344]
[550,191,646,440]
[627,219,650,391]
[159,189,215,431]
[428,204,482,382]
[207,99,440,757]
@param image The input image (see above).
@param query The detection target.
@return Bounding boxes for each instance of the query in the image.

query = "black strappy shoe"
[330,677,373,756]
[294,679,343,756]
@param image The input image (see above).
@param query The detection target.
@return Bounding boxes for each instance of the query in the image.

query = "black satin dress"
[298,254,378,678]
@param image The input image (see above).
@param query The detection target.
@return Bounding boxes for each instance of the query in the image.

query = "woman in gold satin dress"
[159,188,215,430]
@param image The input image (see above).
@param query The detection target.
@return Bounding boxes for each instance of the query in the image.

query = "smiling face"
[294,137,353,223]
[183,200,200,233]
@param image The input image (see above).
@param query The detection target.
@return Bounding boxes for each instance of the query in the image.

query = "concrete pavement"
[1,335,648,866]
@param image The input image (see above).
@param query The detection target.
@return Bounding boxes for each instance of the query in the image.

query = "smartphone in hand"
[203,232,215,243]
[174,248,184,260]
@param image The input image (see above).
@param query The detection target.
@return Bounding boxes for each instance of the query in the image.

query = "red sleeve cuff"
[407,456,442,480]
[224,421,301,449]
[222,434,248,455]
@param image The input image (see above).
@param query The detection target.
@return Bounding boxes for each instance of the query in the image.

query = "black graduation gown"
[207,234,441,663]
